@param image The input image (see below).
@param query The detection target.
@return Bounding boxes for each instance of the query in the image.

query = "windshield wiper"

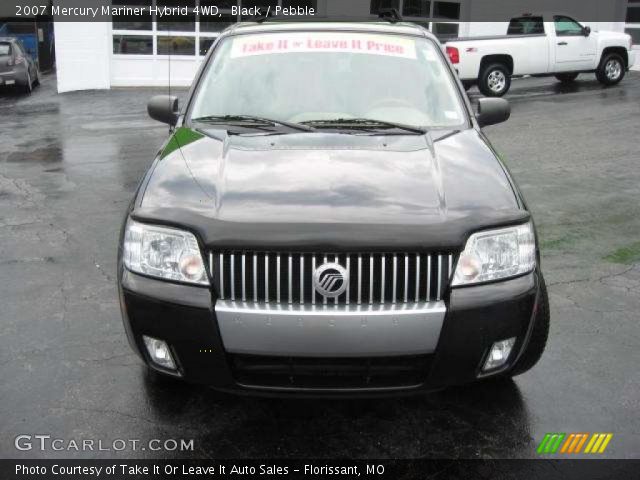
[191,115,315,132]
[300,118,427,135]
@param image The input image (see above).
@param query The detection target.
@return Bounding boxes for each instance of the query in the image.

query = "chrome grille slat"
[311,255,316,305]
[404,254,409,303]
[230,253,236,301]
[241,253,246,302]
[381,254,386,303]
[276,254,281,304]
[288,254,293,304]
[392,254,397,304]
[346,255,351,304]
[214,250,455,306]
[323,255,328,305]
[427,255,432,302]
[415,253,420,302]
[369,254,374,305]
[334,254,339,305]
[264,253,269,303]
[357,254,362,305]
[299,254,304,306]
[217,253,224,300]
[437,254,442,301]
[253,254,257,302]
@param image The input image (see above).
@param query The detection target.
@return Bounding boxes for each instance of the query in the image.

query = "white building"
[54,0,640,92]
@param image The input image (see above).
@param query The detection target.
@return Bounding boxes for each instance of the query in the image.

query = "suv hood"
[134,127,528,250]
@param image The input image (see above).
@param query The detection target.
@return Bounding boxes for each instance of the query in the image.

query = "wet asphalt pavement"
[1,73,639,460]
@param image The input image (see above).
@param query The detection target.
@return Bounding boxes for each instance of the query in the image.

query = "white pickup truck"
[445,13,635,96]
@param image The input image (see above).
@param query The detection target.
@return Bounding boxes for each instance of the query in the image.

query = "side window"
[554,16,584,37]
[507,17,544,35]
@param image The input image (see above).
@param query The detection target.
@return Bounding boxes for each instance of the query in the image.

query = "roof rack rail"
[378,8,403,23]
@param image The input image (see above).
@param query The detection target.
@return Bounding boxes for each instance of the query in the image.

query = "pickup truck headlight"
[123,219,209,286]
[452,222,535,286]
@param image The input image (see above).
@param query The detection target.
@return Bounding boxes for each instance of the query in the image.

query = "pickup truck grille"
[209,251,455,305]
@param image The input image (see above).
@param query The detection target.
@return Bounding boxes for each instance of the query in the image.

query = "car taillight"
[446,46,459,64]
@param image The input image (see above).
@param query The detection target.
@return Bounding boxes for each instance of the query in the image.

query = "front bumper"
[119,269,541,395]
[216,300,445,357]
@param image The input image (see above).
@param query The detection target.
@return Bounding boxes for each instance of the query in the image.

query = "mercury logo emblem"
[313,262,348,298]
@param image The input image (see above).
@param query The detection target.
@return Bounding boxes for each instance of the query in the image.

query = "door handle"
[557,42,568,46]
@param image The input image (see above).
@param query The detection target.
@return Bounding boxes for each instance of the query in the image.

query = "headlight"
[123,219,209,286]
[452,222,535,286]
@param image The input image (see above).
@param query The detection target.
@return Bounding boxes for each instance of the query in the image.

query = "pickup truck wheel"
[508,277,550,377]
[478,63,511,97]
[596,53,625,86]
[555,72,579,83]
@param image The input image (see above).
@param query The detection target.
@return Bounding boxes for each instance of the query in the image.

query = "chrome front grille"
[210,251,455,305]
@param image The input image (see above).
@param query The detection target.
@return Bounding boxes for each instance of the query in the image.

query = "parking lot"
[1,72,639,459]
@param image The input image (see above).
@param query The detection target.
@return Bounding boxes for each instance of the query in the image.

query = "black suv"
[118,21,549,395]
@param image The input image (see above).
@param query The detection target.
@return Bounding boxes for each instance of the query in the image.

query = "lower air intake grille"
[229,354,432,390]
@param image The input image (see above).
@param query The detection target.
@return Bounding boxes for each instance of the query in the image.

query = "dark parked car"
[118,20,549,395]
[0,37,39,94]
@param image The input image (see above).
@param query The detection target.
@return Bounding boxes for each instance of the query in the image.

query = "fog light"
[483,337,516,371]
[143,335,176,370]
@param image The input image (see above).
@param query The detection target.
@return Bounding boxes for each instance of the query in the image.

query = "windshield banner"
[230,32,417,59]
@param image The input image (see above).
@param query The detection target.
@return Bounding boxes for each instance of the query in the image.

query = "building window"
[433,1,459,20]
[157,0,196,31]
[112,0,318,58]
[371,0,460,40]
[199,37,217,56]
[113,35,153,55]
[402,0,430,18]
[371,0,400,15]
[112,0,152,30]
[627,0,640,47]
[157,36,196,55]
[627,3,640,23]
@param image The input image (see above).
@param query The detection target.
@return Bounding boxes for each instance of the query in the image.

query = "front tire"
[555,72,579,83]
[478,63,511,97]
[596,53,625,86]
[509,277,550,377]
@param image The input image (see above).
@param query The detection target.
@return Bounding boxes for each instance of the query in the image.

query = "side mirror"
[148,95,179,126]
[583,26,591,37]
[476,98,510,127]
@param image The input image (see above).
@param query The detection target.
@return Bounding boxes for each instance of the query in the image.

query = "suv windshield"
[190,31,466,131]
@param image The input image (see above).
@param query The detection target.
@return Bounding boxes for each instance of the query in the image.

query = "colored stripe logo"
[537,433,613,454]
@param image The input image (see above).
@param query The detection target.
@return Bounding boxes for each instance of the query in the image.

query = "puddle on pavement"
[6,145,64,163]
